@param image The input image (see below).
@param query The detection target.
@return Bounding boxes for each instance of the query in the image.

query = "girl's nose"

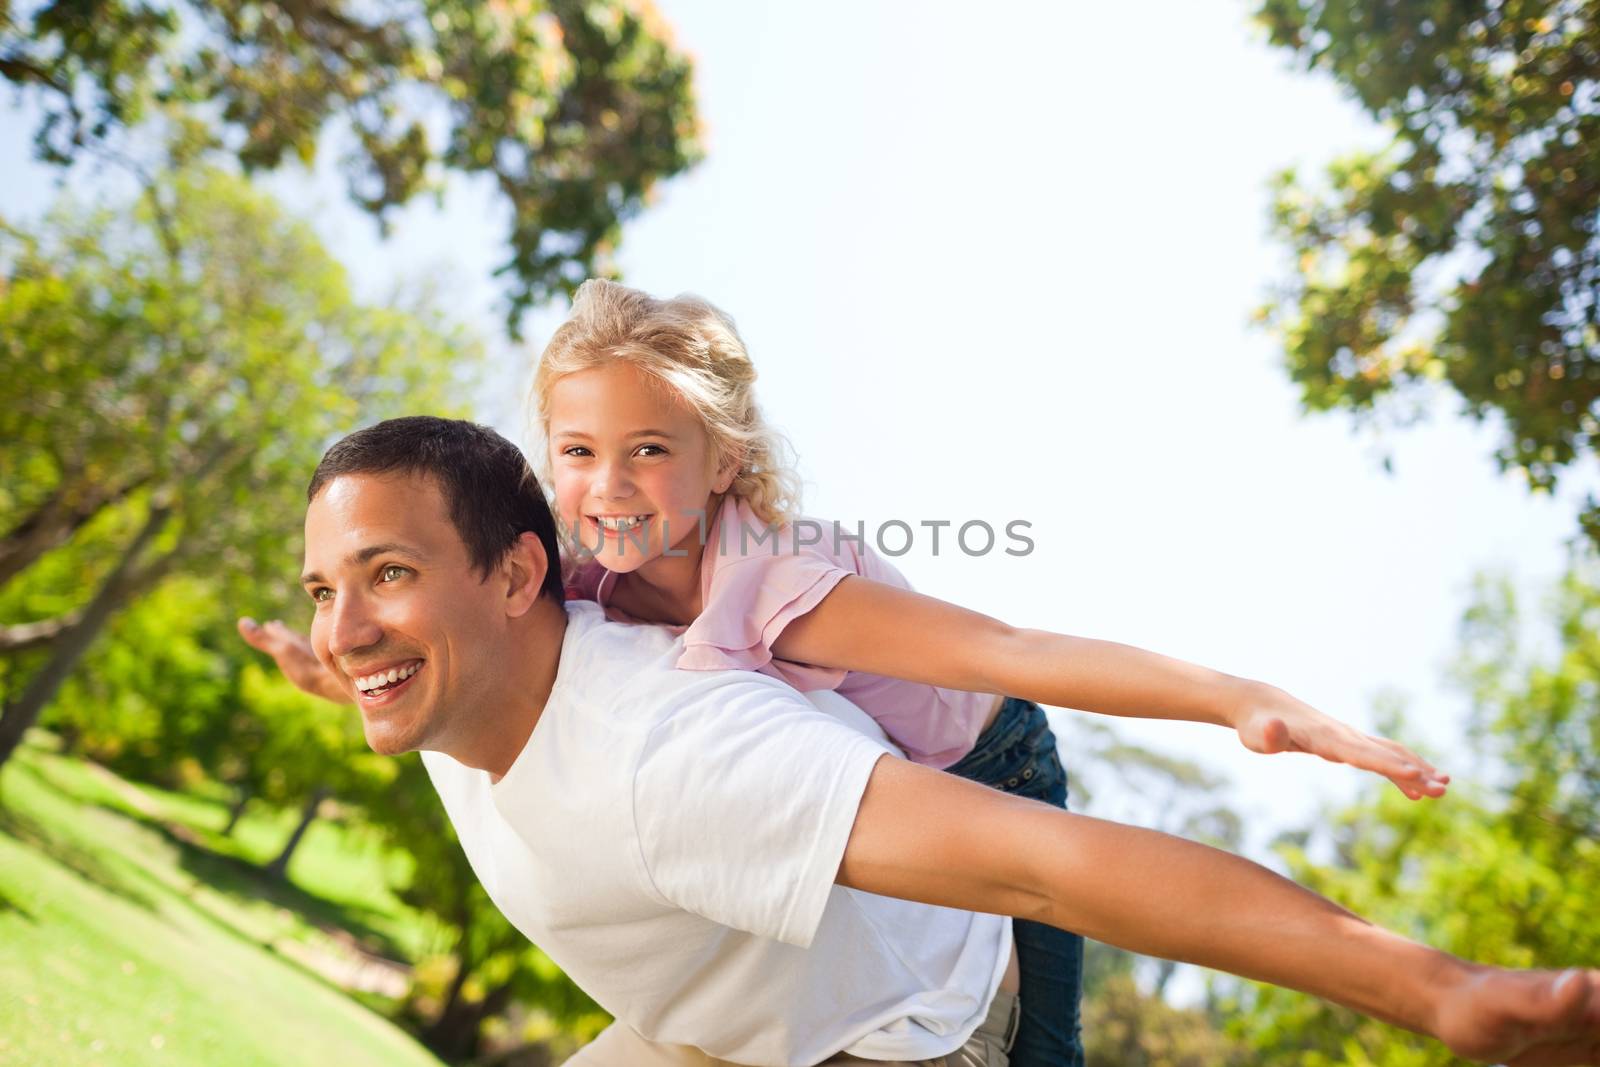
[592,459,636,501]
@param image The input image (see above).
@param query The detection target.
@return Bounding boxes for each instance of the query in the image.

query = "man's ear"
[502,532,552,618]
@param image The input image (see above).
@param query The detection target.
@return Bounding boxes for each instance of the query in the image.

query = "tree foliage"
[1256,1,1600,536]
[0,0,703,332]
[1084,974,1250,1067]
[1229,561,1600,1063]
[0,166,481,768]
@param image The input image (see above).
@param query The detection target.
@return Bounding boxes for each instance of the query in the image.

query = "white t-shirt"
[421,601,1011,1066]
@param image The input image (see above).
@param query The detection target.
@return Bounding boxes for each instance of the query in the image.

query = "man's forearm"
[1023,807,1467,1036]
[838,757,1469,1040]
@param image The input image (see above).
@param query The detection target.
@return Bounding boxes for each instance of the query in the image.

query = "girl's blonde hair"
[531,279,802,526]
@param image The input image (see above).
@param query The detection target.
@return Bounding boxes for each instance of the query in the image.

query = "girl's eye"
[562,446,593,458]
[636,444,667,457]
[380,565,408,582]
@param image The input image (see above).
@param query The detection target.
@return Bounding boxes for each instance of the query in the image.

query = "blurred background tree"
[0,167,480,768]
[1254,0,1600,538]
[0,0,703,333]
[1223,560,1600,1063]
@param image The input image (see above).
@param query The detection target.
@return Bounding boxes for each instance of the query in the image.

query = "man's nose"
[326,590,383,659]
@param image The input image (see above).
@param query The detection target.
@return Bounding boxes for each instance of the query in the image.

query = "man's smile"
[352,658,424,698]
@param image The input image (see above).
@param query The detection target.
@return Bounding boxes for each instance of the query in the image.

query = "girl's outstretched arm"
[837,755,1600,1065]
[772,575,1449,798]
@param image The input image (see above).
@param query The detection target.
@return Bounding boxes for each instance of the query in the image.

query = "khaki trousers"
[561,987,1019,1067]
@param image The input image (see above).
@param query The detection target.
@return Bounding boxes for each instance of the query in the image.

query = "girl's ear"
[713,456,740,495]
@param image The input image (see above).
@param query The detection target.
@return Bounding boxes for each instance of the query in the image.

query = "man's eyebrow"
[301,543,427,586]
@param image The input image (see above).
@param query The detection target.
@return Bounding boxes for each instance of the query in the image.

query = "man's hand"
[1232,683,1449,800]
[237,617,351,704]
[1434,967,1600,1065]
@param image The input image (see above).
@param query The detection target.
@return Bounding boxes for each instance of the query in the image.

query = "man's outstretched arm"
[836,755,1600,1066]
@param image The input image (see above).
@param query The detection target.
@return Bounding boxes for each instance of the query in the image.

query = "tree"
[1228,561,1600,1063]
[0,0,703,333]
[1084,974,1250,1067]
[0,167,481,769]
[1255,1,1600,540]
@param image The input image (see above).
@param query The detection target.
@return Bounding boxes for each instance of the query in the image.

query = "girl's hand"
[237,617,352,705]
[1232,682,1449,800]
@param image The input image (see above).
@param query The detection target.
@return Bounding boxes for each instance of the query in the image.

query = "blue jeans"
[944,698,1086,1067]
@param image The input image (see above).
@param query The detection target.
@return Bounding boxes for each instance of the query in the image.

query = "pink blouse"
[567,495,995,768]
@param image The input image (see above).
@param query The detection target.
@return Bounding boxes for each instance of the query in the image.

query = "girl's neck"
[617,548,704,626]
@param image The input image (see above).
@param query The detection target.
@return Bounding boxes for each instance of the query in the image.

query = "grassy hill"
[0,733,445,1067]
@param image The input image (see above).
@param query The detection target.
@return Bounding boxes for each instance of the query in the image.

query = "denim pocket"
[948,698,1067,808]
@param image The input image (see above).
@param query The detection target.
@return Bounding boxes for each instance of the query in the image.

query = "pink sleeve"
[677,551,852,692]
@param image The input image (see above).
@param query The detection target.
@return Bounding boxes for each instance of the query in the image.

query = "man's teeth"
[355,662,421,692]
[595,515,648,531]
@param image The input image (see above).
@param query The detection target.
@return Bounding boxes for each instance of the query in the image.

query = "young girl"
[525,279,1450,1067]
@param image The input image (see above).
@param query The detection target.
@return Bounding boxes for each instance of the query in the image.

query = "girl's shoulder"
[704,497,912,592]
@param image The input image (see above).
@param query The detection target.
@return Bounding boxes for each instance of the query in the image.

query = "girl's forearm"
[984,628,1254,729]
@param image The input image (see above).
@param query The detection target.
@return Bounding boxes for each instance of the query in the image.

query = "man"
[247,416,1600,1066]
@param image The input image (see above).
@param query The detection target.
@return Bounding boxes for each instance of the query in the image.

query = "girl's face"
[546,361,735,574]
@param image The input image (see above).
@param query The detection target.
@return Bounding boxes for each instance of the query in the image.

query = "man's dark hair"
[309,416,564,601]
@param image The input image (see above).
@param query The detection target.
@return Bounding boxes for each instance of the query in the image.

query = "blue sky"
[2,0,1583,849]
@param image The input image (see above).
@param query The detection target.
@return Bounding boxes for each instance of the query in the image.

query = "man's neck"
[453,595,569,783]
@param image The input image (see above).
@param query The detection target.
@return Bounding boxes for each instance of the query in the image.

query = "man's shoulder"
[559,600,796,709]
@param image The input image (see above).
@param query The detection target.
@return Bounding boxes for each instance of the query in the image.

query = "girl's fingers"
[1321,733,1448,796]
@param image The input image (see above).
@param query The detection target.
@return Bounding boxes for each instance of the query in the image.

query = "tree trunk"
[223,789,251,836]
[0,610,86,655]
[0,472,149,588]
[421,970,517,1062]
[0,504,172,770]
[264,785,330,881]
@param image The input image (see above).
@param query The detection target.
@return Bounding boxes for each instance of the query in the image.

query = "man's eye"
[311,587,333,603]
[380,565,408,582]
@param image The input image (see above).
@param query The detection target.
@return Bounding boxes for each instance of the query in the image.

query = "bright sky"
[2,0,1582,852]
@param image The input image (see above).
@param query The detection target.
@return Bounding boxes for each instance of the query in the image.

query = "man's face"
[301,472,505,755]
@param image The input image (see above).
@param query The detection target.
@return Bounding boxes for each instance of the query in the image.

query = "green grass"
[106,766,446,965]
[0,735,446,1067]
